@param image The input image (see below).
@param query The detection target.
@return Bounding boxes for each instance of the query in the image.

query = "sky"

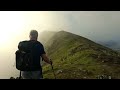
[0,11,120,78]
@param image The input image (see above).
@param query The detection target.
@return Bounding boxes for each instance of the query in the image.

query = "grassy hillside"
[39,31,120,79]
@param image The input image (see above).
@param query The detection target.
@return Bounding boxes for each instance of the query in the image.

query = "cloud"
[4,11,119,42]
[44,11,120,42]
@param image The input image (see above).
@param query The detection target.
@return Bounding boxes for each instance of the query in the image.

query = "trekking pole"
[50,59,56,79]
[19,70,21,79]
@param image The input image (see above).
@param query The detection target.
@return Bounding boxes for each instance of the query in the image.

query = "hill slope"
[39,31,120,79]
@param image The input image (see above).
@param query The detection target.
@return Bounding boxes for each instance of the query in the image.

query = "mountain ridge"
[39,30,120,79]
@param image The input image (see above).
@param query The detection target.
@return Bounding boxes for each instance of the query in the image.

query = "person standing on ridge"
[16,30,52,79]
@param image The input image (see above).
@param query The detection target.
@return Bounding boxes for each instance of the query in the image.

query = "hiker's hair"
[29,30,38,39]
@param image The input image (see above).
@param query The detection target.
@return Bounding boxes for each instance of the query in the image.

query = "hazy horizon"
[0,11,120,78]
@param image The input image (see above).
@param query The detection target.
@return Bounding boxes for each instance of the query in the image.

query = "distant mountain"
[39,31,120,79]
[97,40,120,51]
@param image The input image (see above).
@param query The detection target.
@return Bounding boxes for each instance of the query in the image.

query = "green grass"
[39,31,120,79]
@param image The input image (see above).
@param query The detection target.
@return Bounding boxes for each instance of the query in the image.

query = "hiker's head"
[29,30,38,40]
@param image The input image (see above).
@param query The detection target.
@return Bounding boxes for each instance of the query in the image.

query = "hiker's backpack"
[15,40,41,71]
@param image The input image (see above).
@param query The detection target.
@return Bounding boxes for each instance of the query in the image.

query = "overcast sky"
[1,11,119,42]
[39,11,120,42]
[0,11,120,78]
[15,11,120,42]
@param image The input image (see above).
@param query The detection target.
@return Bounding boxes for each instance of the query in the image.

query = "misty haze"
[0,11,120,79]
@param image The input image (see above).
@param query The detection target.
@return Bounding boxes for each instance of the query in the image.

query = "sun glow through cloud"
[0,11,52,50]
[0,12,24,48]
[0,11,53,78]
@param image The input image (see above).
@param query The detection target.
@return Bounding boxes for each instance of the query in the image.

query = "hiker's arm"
[41,54,52,64]
[40,44,52,64]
